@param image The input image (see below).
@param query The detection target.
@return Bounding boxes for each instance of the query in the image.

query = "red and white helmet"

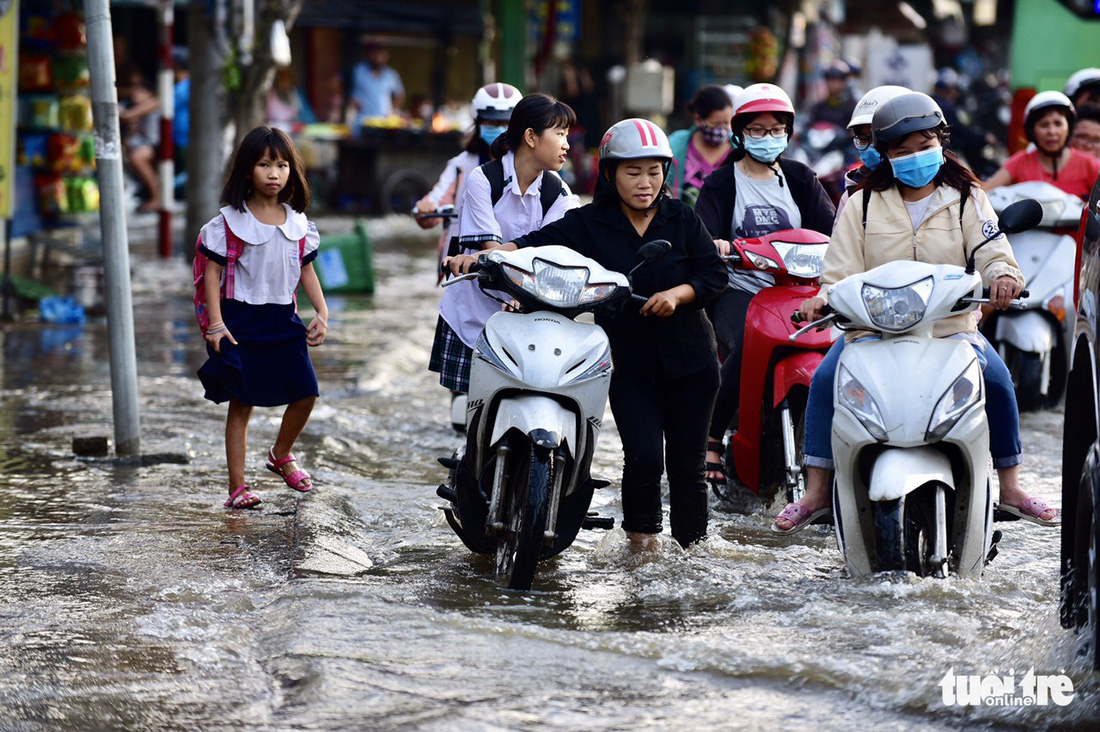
[472,83,522,123]
[733,83,795,119]
[598,118,673,165]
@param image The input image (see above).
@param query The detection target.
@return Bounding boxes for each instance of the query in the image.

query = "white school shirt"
[439,151,579,347]
[424,150,482,241]
[199,203,320,306]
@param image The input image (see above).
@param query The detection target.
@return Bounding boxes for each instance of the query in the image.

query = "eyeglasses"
[851,134,873,151]
[743,126,788,139]
[1073,133,1100,148]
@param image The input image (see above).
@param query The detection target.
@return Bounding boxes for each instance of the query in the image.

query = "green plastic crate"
[313,220,375,294]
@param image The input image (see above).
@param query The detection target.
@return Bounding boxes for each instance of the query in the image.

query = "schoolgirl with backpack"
[193,126,329,509]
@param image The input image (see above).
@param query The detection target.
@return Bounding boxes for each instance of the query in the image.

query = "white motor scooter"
[984,182,1082,410]
[436,241,670,590]
[791,200,1042,578]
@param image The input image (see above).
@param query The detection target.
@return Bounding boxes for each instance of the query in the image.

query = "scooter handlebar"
[791,303,833,324]
[981,286,1029,299]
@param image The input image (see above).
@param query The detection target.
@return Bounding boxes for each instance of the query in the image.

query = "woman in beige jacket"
[774,92,1060,534]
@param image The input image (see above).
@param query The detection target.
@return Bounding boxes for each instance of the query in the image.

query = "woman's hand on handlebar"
[413,197,438,229]
[713,238,732,257]
[639,290,680,318]
[443,253,480,276]
[799,296,827,323]
[989,275,1023,310]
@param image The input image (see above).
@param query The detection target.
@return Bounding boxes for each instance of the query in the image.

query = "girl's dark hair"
[221,126,311,212]
[1077,102,1100,126]
[859,129,977,194]
[688,85,733,121]
[489,93,577,159]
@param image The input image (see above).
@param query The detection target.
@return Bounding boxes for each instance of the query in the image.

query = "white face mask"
[743,134,788,163]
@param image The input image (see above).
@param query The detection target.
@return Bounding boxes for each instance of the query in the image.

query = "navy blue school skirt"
[198,301,319,407]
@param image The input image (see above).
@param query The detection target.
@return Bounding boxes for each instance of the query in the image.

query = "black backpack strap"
[959,185,967,227]
[861,185,872,231]
[540,171,564,217]
[484,159,507,207]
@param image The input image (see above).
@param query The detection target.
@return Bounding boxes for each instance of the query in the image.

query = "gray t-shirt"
[728,166,803,294]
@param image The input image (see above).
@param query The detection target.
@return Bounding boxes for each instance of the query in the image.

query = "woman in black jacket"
[447,118,727,549]
[694,83,836,493]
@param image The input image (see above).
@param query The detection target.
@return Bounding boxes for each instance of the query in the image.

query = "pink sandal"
[224,485,262,509]
[996,497,1060,527]
[266,448,313,492]
[771,502,830,535]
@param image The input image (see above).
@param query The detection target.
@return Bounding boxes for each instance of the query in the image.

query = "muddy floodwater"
[0,216,1097,729]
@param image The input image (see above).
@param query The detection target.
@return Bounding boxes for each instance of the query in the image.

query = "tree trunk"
[622,0,649,66]
[185,0,226,250]
[227,0,302,147]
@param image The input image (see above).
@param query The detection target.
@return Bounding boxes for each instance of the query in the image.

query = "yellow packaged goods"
[58,95,94,133]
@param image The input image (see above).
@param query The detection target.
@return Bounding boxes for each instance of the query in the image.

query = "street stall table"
[333,126,464,214]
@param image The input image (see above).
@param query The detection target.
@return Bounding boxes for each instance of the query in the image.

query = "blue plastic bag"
[39,296,86,325]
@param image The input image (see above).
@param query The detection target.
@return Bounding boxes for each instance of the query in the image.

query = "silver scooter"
[436,241,669,590]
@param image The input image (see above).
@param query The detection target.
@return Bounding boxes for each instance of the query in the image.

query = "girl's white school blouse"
[200,203,320,306]
[440,151,579,347]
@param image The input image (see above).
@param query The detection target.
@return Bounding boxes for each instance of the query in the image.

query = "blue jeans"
[803,334,1022,470]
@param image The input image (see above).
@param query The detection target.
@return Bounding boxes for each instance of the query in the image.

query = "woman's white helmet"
[848,85,911,129]
[472,83,522,122]
[1024,91,1076,143]
[598,118,673,165]
[1065,68,1100,103]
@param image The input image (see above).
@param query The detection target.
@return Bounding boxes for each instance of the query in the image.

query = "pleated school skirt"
[198,301,319,407]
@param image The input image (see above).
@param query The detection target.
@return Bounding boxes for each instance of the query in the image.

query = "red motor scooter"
[718,228,834,506]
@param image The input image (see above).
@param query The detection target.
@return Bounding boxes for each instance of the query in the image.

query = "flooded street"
[1,215,1097,729]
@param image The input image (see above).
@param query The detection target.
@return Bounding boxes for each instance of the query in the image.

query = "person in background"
[694,83,835,491]
[348,40,405,132]
[172,46,190,169]
[266,66,317,132]
[835,85,911,223]
[1071,103,1100,160]
[196,126,329,510]
[983,91,1100,199]
[559,59,604,195]
[931,67,995,174]
[808,61,856,129]
[118,65,161,213]
[667,85,734,207]
[1065,68,1100,110]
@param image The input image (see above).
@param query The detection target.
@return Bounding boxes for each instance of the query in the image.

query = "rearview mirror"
[997,199,1043,235]
[636,239,672,265]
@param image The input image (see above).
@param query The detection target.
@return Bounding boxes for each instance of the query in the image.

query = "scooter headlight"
[501,259,616,308]
[837,364,888,441]
[772,242,828,279]
[926,358,983,441]
[862,276,934,332]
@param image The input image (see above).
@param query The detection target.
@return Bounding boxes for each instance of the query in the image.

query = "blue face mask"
[859,146,883,170]
[889,147,944,188]
[743,134,788,163]
[480,125,507,146]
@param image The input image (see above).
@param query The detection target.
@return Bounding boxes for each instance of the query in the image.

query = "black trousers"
[608,363,720,547]
[706,287,754,440]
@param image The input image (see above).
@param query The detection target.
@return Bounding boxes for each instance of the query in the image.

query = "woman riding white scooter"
[774,91,1060,534]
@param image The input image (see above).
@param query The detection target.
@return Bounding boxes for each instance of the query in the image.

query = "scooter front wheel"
[495,443,552,590]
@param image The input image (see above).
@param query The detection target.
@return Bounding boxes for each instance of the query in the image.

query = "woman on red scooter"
[446,118,728,550]
[694,83,835,492]
[775,91,1059,534]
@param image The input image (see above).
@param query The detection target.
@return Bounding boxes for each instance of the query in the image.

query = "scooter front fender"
[868,447,954,502]
[490,394,577,452]
[772,350,824,408]
[994,310,1055,355]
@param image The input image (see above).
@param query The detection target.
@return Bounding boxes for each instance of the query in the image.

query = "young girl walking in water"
[197,125,329,509]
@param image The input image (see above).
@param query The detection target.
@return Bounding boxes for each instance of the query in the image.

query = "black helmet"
[871,92,948,152]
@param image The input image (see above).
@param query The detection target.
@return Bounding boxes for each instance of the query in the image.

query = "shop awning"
[295,0,484,37]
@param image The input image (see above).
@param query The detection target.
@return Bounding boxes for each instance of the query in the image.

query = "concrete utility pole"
[185,0,226,248]
[85,0,142,456]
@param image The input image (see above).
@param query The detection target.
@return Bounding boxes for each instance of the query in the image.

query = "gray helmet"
[871,92,948,151]
[598,118,673,165]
